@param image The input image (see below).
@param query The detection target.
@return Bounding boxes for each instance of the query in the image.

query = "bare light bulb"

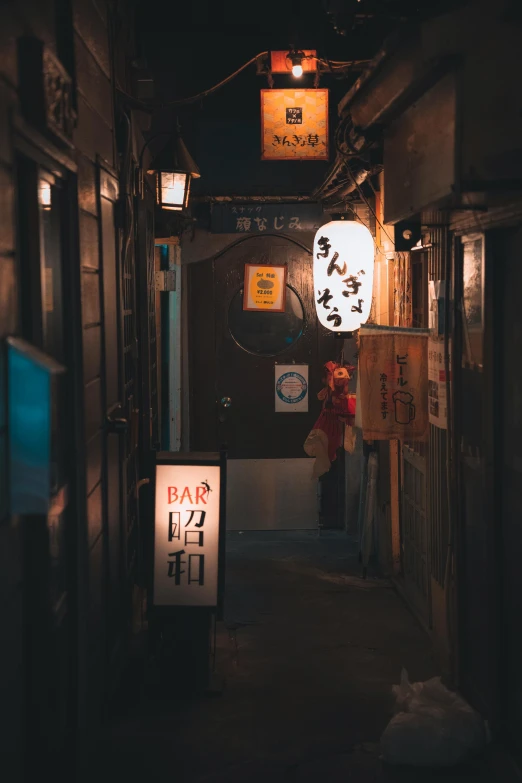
[292,63,303,77]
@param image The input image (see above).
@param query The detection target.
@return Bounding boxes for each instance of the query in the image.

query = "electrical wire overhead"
[117,51,369,110]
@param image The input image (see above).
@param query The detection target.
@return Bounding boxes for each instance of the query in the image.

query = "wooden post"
[390,438,401,575]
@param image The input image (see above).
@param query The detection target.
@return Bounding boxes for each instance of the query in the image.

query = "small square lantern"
[147,131,200,211]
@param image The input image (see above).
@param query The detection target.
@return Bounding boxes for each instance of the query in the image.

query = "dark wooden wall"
[0,1,153,776]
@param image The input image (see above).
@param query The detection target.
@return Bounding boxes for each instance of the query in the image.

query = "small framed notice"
[275,364,309,413]
[243,264,287,312]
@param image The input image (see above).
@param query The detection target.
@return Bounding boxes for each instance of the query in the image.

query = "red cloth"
[311,393,357,463]
[312,409,344,463]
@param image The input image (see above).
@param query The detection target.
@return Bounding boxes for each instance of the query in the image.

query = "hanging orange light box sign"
[261,89,329,161]
[313,220,375,333]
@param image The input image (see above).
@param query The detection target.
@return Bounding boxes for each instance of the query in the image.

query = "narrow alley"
[2,1,522,781]
[90,532,497,782]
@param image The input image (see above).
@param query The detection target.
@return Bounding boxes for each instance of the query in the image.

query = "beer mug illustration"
[392,391,415,424]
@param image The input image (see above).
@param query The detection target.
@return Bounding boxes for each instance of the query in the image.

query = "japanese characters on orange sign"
[243,264,287,312]
[358,326,429,440]
[261,89,328,161]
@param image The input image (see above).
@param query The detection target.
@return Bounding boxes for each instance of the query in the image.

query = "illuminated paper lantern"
[313,220,375,332]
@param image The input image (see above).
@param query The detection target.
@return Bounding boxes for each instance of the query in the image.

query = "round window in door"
[228,285,305,356]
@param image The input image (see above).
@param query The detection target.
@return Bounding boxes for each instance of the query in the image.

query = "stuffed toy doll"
[304,361,357,479]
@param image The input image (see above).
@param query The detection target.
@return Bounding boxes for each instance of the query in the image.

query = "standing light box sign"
[154,462,221,607]
[313,220,375,332]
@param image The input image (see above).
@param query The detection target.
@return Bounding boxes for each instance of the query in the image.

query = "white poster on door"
[275,365,309,413]
[428,337,451,429]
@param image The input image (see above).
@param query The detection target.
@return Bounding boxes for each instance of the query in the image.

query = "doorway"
[497,225,522,755]
[187,233,334,531]
[15,149,76,766]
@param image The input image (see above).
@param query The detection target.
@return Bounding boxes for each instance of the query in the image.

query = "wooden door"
[457,232,496,720]
[498,226,522,754]
[15,149,77,772]
[189,233,333,530]
[396,250,430,625]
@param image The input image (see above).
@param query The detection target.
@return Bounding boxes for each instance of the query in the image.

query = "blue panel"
[8,344,51,514]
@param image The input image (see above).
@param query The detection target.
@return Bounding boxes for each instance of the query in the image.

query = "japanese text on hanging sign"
[210,203,324,234]
[261,89,329,160]
[313,221,375,332]
[358,326,429,440]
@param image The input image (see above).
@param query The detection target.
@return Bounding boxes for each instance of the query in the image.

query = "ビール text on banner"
[359,325,429,440]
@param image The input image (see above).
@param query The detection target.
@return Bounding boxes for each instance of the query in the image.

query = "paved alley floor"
[90,531,503,782]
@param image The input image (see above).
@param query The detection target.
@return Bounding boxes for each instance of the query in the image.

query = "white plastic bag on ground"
[380,669,489,767]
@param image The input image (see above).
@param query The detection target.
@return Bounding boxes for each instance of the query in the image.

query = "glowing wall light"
[38,180,51,210]
[145,128,200,211]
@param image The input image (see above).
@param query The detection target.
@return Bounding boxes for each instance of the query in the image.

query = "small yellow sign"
[261,89,329,161]
[243,264,287,312]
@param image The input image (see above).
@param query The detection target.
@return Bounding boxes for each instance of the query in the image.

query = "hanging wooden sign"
[261,89,329,161]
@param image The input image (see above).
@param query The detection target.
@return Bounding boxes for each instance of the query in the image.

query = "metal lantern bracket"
[136,127,201,203]
[136,130,170,199]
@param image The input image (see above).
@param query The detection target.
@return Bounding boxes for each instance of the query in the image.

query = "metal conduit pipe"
[322,166,370,203]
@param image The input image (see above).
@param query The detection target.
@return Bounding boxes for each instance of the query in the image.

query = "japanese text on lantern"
[261,89,328,160]
[154,464,221,607]
[313,221,374,332]
[315,234,366,328]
